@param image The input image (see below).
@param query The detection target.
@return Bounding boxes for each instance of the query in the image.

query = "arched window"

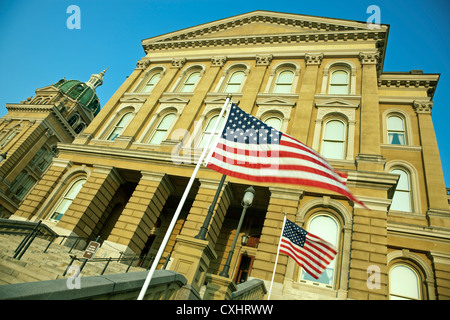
[0,129,19,147]
[74,123,86,134]
[224,70,245,93]
[140,72,161,93]
[107,111,133,141]
[148,112,176,144]
[387,115,406,145]
[263,116,282,131]
[68,114,79,127]
[31,146,56,172]
[389,264,421,300]
[180,71,200,93]
[49,178,86,221]
[10,170,37,201]
[329,70,350,94]
[273,70,295,93]
[390,169,412,212]
[322,120,346,160]
[200,114,225,148]
[300,214,339,286]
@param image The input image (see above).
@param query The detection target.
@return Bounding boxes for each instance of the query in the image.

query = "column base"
[203,273,237,300]
[169,235,217,295]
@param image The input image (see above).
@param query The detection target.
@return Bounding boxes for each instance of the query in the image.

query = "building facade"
[8,11,450,299]
[0,71,105,218]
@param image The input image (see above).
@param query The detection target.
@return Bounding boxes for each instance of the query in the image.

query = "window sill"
[381,144,422,152]
[327,159,355,168]
[283,280,338,299]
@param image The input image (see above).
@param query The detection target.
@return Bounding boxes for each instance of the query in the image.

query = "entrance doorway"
[234,254,255,283]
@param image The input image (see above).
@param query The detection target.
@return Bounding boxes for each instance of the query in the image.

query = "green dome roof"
[54,79,101,116]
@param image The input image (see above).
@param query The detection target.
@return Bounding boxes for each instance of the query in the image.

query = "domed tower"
[0,70,105,218]
[51,69,106,133]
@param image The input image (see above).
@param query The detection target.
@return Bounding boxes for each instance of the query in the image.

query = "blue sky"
[1,0,449,186]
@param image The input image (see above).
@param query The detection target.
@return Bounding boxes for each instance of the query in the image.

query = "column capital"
[171,57,187,69]
[211,56,227,67]
[413,100,433,114]
[256,54,273,66]
[93,165,126,185]
[199,177,235,203]
[305,53,324,66]
[140,171,175,194]
[359,52,380,65]
[136,58,150,70]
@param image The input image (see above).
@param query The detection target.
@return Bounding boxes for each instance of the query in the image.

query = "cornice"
[143,30,386,54]
[57,142,179,165]
[5,104,76,139]
[378,72,439,98]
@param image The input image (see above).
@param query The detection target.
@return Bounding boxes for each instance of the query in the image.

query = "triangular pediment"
[120,94,147,103]
[159,94,190,104]
[36,85,60,93]
[256,96,296,107]
[315,98,359,108]
[143,10,386,45]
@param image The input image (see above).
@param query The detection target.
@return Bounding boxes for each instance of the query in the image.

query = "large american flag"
[206,103,366,208]
[280,219,337,279]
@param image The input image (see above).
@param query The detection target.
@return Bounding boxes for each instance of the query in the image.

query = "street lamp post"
[219,185,255,278]
[195,174,227,240]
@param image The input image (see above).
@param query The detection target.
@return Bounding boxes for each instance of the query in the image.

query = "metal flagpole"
[267,212,287,300]
[137,96,231,300]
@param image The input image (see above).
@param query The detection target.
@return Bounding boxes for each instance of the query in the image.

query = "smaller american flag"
[279,219,337,280]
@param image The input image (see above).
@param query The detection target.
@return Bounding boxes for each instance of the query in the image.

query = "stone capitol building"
[0,10,449,300]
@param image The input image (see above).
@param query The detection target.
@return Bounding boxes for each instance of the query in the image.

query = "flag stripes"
[205,104,367,209]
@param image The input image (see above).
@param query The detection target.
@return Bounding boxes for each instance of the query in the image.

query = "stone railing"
[231,279,267,300]
[0,270,186,300]
[0,218,57,240]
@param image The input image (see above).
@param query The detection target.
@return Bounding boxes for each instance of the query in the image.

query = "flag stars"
[221,104,282,145]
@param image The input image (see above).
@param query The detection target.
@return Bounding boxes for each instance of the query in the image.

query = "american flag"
[280,219,337,279]
[206,103,366,208]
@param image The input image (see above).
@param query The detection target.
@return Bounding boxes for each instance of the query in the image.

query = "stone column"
[289,53,323,143]
[170,177,233,297]
[13,159,73,220]
[0,121,46,187]
[57,165,124,239]
[251,187,303,292]
[179,178,234,242]
[105,171,174,256]
[413,101,448,211]
[240,54,273,114]
[348,203,389,300]
[356,52,385,172]
[428,251,450,300]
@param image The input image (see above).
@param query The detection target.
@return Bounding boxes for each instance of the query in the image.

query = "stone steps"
[0,233,146,285]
